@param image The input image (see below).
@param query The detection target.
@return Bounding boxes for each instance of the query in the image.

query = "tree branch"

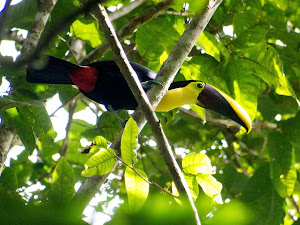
[20,0,58,56]
[72,0,223,219]
[179,107,278,132]
[94,4,204,223]
[59,100,77,157]
[0,124,15,175]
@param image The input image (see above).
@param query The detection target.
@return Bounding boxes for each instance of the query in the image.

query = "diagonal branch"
[72,0,223,219]
[0,124,15,175]
[20,0,58,57]
[94,5,204,223]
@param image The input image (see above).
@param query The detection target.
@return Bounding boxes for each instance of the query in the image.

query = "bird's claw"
[141,80,163,89]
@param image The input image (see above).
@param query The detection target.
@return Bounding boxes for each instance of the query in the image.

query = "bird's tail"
[26,56,79,84]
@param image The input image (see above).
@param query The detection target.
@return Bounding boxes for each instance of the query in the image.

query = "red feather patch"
[69,67,98,92]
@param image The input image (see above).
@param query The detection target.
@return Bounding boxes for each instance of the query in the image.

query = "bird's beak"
[197,83,252,133]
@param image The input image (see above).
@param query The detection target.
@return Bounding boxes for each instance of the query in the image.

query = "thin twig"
[164,11,195,17]
[50,92,81,117]
[60,100,77,156]
[179,107,278,132]
[106,148,178,198]
[108,0,147,21]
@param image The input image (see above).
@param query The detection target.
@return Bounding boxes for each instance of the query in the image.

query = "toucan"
[26,56,252,133]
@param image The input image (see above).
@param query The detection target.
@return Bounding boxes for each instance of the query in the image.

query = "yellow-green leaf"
[121,118,138,165]
[184,174,199,201]
[197,31,221,62]
[245,43,297,99]
[93,136,107,148]
[182,153,213,175]
[70,19,104,48]
[196,174,222,199]
[81,148,116,177]
[125,167,149,212]
[171,182,182,205]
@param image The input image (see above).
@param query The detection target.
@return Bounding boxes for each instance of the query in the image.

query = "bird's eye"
[197,83,203,89]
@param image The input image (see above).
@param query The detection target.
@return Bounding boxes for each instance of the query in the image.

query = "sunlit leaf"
[70,19,104,48]
[93,136,108,148]
[121,117,138,165]
[81,148,117,177]
[182,153,213,175]
[196,174,223,199]
[125,167,149,212]
[244,43,297,99]
[197,31,221,62]
[190,105,206,122]
[184,174,199,201]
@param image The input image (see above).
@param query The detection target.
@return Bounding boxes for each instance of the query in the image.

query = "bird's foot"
[141,80,163,89]
[107,104,127,128]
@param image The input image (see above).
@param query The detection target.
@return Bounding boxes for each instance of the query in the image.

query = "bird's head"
[165,81,252,133]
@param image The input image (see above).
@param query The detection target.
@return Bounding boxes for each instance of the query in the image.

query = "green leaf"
[93,136,108,148]
[241,163,285,225]
[182,153,213,175]
[244,43,297,99]
[222,163,248,197]
[181,55,228,93]
[81,148,117,177]
[125,167,149,213]
[197,31,221,62]
[20,106,55,147]
[280,111,300,146]
[0,97,39,113]
[0,167,18,190]
[121,118,138,165]
[184,174,199,201]
[51,157,75,203]
[225,56,260,121]
[268,131,296,198]
[70,19,104,48]
[88,136,108,154]
[136,16,181,61]
[97,111,126,142]
[196,174,223,198]
[231,11,269,49]
[190,105,205,122]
